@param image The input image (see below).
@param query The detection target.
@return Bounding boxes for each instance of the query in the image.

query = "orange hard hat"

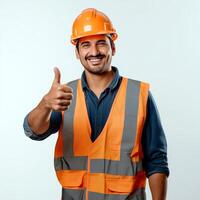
[71,8,118,45]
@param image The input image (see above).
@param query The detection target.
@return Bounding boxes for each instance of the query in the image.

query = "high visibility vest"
[54,77,149,200]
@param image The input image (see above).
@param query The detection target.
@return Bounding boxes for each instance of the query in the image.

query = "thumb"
[53,67,61,84]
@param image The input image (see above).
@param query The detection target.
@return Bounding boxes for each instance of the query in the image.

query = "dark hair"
[76,40,79,52]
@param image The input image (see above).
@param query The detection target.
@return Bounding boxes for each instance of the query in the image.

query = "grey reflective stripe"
[61,188,145,200]
[63,80,78,157]
[54,157,88,171]
[120,79,141,153]
[88,188,146,200]
[58,80,87,170]
[90,156,143,175]
[62,188,86,200]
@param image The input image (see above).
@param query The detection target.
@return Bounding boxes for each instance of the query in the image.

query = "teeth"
[89,58,101,61]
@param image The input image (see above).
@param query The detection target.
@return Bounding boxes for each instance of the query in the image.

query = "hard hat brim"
[71,32,118,45]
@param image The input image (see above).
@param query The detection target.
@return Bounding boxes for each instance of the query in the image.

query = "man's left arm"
[149,173,167,200]
[142,91,169,200]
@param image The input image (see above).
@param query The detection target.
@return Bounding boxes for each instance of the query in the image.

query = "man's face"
[76,34,115,75]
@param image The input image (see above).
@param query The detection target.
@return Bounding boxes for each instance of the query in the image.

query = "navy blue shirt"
[23,67,169,178]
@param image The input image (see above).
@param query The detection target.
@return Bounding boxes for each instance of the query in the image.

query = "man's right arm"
[23,67,73,140]
[23,111,62,140]
[26,97,54,135]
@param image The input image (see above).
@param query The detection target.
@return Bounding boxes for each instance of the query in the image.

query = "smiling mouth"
[87,56,105,65]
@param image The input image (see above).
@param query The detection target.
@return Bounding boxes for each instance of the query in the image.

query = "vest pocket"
[56,170,86,188]
[106,178,134,193]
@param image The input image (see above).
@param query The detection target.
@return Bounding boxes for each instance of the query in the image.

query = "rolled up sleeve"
[23,111,62,141]
[142,91,169,178]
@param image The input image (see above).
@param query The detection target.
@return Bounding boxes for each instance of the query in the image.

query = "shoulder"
[66,79,80,91]
[123,77,150,91]
[67,79,80,86]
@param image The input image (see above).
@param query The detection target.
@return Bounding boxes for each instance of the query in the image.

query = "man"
[23,8,169,200]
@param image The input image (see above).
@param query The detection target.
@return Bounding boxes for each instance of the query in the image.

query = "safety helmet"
[71,8,118,45]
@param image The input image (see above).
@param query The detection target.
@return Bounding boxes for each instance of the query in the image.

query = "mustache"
[85,54,105,60]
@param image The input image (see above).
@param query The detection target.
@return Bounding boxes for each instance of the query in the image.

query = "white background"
[0,0,200,199]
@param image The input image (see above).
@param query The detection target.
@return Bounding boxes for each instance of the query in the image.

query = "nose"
[90,44,99,56]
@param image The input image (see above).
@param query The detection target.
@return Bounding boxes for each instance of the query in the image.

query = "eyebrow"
[80,41,90,46]
[97,40,107,43]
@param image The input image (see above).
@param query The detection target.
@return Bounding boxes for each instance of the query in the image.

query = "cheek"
[78,51,87,61]
[106,50,113,59]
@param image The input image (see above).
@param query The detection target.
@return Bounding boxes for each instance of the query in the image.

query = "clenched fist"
[43,67,73,111]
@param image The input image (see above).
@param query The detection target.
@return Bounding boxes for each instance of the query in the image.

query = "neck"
[85,68,115,98]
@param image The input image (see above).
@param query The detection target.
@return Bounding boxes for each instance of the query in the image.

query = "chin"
[87,65,104,73]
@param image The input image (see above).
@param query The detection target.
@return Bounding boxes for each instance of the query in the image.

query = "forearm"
[28,96,52,135]
[149,173,167,200]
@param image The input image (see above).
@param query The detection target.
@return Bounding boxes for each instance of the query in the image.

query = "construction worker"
[23,8,169,200]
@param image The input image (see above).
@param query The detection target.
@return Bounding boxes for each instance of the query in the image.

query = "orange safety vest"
[54,77,149,200]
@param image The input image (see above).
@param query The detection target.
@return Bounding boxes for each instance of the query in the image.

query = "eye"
[81,43,90,48]
[97,41,107,46]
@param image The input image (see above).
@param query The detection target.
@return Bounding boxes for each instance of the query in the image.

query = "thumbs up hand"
[43,67,73,111]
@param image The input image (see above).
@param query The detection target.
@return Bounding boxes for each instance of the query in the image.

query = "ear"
[111,42,116,56]
[75,48,80,59]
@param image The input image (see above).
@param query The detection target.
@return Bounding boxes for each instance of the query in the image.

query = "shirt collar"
[81,66,121,92]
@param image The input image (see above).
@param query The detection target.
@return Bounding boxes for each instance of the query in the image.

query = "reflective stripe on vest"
[54,77,149,200]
